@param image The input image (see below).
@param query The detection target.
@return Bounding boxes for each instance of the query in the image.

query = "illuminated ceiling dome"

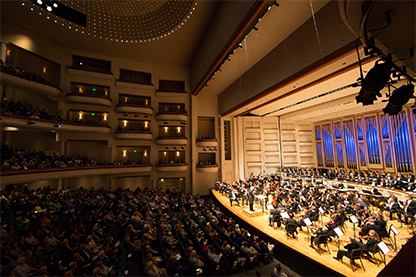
[30,0,197,42]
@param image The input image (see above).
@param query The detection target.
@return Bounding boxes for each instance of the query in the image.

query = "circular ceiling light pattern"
[62,0,195,41]
[24,0,196,42]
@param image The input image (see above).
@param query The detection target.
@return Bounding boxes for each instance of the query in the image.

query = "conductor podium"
[242,194,267,217]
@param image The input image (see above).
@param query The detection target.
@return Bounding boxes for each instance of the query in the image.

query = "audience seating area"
[0,185,277,276]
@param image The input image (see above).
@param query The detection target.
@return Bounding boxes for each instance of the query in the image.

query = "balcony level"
[0,164,153,186]
[1,114,111,134]
[114,130,153,140]
[0,69,63,100]
[155,162,188,172]
[115,104,153,116]
[196,164,219,173]
[156,112,188,122]
[155,136,188,145]
[196,138,218,148]
[65,92,112,107]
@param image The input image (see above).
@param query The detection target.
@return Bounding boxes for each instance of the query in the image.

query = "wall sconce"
[103,114,108,120]
[176,151,180,156]
[177,105,181,110]
[180,178,183,181]
[78,87,83,93]
[123,150,127,157]
[177,127,181,133]
[144,150,147,156]
[144,121,148,128]
[164,151,167,156]
[124,97,128,103]
[42,67,47,73]
[79,112,83,119]
[161,179,164,182]
[164,126,168,132]
[104,90,108,96]
[123,120,128,127]
[145,99,149,105]
[6,50,11,56]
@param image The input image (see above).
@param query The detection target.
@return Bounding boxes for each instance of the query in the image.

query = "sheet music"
[378,241,390,254]
[281,212,289,219]
[266,205,274,210]
[303,218,312,226]
[319,207,325,214]
[334,227,344,237]
[390,225,400,235]
[350,215,358,224]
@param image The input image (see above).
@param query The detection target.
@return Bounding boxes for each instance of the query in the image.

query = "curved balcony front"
[156,112,188,122]
[0,70,62,99]
[155,136,188,145]
[65,93,112,107]
[0,164,153,186]
[196,138,218,148]
[155,163,188,172]
[114,130,153,140]
[1,114,111,134]
[115,104,154,115]
[196,164,218,173]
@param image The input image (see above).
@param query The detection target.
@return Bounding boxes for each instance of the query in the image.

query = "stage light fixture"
[53,123,61,128]
[356,62,392,105]
[382,84,415,115]
[27,120,35,125]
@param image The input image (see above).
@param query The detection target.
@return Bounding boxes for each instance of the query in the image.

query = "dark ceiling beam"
[191,0,271,96]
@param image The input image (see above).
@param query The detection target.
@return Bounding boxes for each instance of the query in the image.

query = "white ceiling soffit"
[201,0,330,96]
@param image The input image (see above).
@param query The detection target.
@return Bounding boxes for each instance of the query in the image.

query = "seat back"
[317,234,328,244]
[350,249,362,259]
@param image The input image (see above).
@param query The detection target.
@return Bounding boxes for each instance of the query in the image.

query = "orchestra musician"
[333,236,360,261]
[229,189,240,207]
[403,195,416,224]
[248,186,255,211]
[358,230,380,261]
[385,196,402,221]
[269,208,282,228]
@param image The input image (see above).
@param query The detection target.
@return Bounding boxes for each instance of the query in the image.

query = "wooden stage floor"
[211,189,412,277]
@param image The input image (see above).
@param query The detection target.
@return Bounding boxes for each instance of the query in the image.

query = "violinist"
[325,205,345,230]
[296,206,319,230]
[403,195,416,224]
[358,230,380,260]
[333,237,360,261]
[358,207,372,227]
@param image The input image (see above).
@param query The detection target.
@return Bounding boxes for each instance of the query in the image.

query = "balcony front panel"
[1,71,63,99]
[156,91,187,98]
[65,93,112,107]
[67,67,114,81]
[1,115,111,133]
[196,164,218,173]
[155,136,188,145]
[115,104,154,115]
[155,163,188,172]
[196,139,218,148]
[156,112,188,122]
[115,80,155,92]
[0,164,152,186]
[115,131,153,140]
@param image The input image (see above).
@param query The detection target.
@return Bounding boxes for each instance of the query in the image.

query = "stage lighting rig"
[382,83,415,115]
[356,62,392,105]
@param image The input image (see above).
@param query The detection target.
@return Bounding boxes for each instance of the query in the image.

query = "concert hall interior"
[0,0,415,277]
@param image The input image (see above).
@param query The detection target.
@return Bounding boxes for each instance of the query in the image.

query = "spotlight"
[144,115,149,118]
[37,0,43,4]
[165,147,169,150]
[173,147,177,150]
[27,120,35,125]
[203,148,207,151]
[134,114,140,117]
[356,62,391,105]
[253,27,258,31]
[382,84,415,115]
[53,123,61,128]
[180,121,186,125]
[163,121,168,125]
[273,1,280,7]
[123,113,128,116]
[180,147,184,150]
[46,6,52,12]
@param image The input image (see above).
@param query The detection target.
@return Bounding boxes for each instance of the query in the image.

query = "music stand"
[389,224,399,252]
[396,209,407,228]
[333,226,344,250]
[319,207,325,226]
[350,215,359,238]
[281,212,290,219]
[378,241,390,265]
[303,217,312,241]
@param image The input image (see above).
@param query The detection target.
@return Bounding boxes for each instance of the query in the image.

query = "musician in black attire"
[404,195,416,224]
[229,189,240,207]
[269,208,282,228]
[248,186,255,211]
[333,237,360,261]
[309,225,328,248]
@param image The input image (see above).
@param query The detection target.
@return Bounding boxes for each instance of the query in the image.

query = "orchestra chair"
[285,223,298,240]
[316,235,330,255]
[363,245,385,267]
[342,249,365,272]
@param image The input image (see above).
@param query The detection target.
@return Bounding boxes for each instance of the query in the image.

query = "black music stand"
[389,224,400,252]
[303,217,312,242]
[333,226,344,250]
[349,215,359,238]
[396,209,406,228]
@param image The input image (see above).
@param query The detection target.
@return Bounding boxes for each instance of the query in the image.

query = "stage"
[211,189,412,277]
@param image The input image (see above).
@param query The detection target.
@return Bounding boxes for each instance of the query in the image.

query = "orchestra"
[215,167,415,271]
